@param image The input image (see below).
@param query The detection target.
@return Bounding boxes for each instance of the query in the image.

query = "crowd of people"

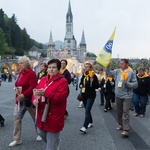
[0,56,150,149]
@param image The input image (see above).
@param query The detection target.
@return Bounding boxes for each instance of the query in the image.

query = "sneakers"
[134,113,140,117]
[78,101,84,108]
[0,119,5,127]
[104,109,107,112]
[140,114,145,118]
[80,127,87,133]
[116,125,123,130]
[9,140,22,147]
[88,123,93,128]
[36,135,42,141]
[64,114,69,120]
[121,131,129,137]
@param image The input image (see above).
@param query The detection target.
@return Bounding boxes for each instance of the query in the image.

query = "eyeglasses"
[48,66,57,70]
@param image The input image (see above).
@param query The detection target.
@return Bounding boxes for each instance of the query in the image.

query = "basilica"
[47,1,87,60]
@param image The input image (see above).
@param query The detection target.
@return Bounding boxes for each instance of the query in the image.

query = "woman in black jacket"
[79,63,99,133]
[133,67,150,118]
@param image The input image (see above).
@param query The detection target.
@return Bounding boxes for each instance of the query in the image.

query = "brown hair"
[137,67,145,72]
[85,63,93,68]
[40,62,48,69]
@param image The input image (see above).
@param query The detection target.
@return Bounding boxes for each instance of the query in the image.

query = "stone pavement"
[0,81,150,150]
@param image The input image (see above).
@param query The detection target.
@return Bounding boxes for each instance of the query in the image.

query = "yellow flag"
[96,27,116,67]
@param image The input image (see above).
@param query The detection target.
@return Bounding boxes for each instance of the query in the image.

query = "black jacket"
[133,75,150,96]
[99,78,115,93]
[80,74,99,100]
[62,69,71,85]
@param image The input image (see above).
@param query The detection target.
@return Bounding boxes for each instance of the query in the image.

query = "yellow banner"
[96,27,116,67]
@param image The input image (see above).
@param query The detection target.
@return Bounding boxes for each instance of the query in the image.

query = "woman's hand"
[17,94,24,101]
[35,89,45,96]
[33,99,39,107]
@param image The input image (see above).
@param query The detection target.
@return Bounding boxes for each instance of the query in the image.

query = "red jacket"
[15,69,37,104]
[32,73,68,132]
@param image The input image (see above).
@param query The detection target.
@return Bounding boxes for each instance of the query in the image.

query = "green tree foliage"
[0,9,43,57]
[0,27,9,55]
[86,52,96,57]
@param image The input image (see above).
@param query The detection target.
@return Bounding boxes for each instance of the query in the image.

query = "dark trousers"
[0,114,4,122]
[104,92,114,109]
[82,97,95,128]
[100,90,104,105]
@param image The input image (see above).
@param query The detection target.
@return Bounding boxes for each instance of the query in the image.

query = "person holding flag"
[106,59,138,137]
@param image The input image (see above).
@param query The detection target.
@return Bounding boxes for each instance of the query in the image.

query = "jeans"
[132,93,148,115]
[82,97,95,128]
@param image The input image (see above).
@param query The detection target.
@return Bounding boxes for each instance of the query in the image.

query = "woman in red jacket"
[32,59,68,150]
[9,56,37,147]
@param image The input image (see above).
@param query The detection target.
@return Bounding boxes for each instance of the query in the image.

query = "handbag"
[77,93,83,101]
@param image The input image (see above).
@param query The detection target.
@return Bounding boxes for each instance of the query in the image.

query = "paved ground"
[0,81,150,150]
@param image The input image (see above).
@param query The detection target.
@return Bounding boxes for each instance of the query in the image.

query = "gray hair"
[18,56,32,68]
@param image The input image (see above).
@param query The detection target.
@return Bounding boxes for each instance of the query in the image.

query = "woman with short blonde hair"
[9,56,38,147]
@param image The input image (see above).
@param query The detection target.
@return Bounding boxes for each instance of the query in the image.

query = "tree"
[0,27,9,55]
[22,28,31,51]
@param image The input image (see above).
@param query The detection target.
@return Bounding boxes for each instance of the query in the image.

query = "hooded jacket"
[32,73,68,132]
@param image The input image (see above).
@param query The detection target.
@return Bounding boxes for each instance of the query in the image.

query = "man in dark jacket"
[60,59,71,119]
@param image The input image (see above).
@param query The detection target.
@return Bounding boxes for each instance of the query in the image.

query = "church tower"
[64,1,77,56]
[79,30,86,58]
[47,31,55,58]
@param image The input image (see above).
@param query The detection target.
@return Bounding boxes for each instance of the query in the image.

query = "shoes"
[78,101,84,108]
[129,107,134,111]
[36,135,42,141]
[100,104,104,106]
[140,114,145,118]
[80,127,87,133]
[64,114,69,120]
[108,107,112,110]
[78,105,83,108]
[0,119,5,127]
[9,140,22,147]
[111,103,114,108]
[88,123,93,128]
[134,113,140,117]
[121,131,129,137]
[104,109,107,112]
[116,126,123,130]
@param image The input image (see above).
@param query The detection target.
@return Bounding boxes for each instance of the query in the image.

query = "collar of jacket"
[46,73,62,84]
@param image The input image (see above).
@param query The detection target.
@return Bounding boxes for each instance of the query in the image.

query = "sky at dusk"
[1,0,150,58]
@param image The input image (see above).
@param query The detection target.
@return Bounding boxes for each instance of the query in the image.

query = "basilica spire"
[80,30,86,46]
[47,31,55,58]
[48,31,55,46]
[64,1,76,54]
[66,0,73,22]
